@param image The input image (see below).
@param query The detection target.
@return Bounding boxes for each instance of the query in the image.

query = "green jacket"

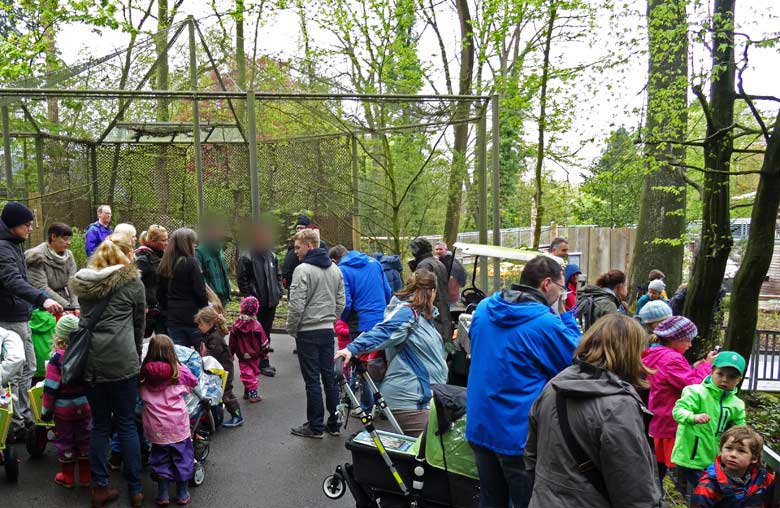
[29,308,56,378]
[195,243,231,304]
[671,376,746,470]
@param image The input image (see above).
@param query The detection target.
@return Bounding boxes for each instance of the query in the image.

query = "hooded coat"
[286,248,345,337]
[466,285,581,456]
[157,257,209,328]
[25,242,79,309]
[408,238,452,341]
[0,219,49,322]
[236,249,282,308]
[70,264,146,384]
[525,361,662,508]
[641,345,712,439]
[576,284,623,331]
[0,326,24,386]
[84,221,112,257]
[691,460,775,508]
[195,242,231,304]
[671,377,747,470]
[140,361,198,445]
[134,245,163,310]
[229,315,270,360]
[346,297,447,411]
[338,251,392,333]
[378,254,404,292]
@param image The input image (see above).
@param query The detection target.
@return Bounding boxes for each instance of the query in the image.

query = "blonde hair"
[205,286,225,315]
[52,335,68,351]
[145,224,168,244]
[114,223,136,242]
[575,313,651,389]
[294,228,320,247]
[195,306,228,336]
[138,231,148,245]
[90,233,134,268]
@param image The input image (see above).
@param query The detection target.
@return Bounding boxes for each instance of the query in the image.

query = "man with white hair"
[85,204,113,257]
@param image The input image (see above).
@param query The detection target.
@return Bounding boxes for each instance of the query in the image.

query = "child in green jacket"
[671,351,747,502]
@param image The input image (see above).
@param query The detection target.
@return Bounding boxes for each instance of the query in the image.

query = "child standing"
[691,426,775,507]
[229,297,270,403]
[140,335,198,506]
[641,316,716,486]
[671,351,747,501]
[636,278,669,315]
[41,314,92,488]
[195,307,243,428]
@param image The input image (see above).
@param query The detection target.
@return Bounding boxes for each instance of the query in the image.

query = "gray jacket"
[70,264,146,384]
[287,248,345,337]
[25,242,79,309]
[0,326,24,386]
[526,361,661,508]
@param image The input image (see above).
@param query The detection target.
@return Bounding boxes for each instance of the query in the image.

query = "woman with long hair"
[525,314,661,508]
[157,228,209,348]
[69,233,146,507]
[576,269,628,331]
[334,269,448,436]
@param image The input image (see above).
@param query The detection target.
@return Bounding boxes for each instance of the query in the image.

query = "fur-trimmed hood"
[25,242,74,268]
[70,263,140,300]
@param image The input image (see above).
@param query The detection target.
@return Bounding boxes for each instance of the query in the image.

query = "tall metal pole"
[246,90,260,221]
[477,103,488,290]
[351,135,361,251]
[491,95,501,291]
[2,104,13,200]
[90,145,99,210]
[35,136,44,197]
[188,16,205,223]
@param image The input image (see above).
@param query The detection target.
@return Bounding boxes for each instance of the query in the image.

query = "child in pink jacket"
[229,296,270,403]
[140,334,199,506]
[642,316,717,487]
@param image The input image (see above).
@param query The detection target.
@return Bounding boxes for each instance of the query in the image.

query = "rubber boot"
[156,479,171,506]
[55,461,75,488]
[90,485,120,508]
[175,481,191,505]
[78,457,91,486]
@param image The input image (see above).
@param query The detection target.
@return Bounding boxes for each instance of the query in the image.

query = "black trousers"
[257,305,277,368]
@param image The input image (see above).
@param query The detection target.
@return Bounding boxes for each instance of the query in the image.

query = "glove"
[41,411,54,423]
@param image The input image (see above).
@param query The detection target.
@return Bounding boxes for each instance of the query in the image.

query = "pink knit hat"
[654,316,698,342]
[240,296,260,316]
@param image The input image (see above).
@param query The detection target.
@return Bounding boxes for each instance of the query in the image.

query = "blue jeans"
[471,444,531,508]
[167,325,202,349]
[295,329,339,433]
[88,376,143,494]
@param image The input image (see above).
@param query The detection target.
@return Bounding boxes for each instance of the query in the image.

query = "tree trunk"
[724,111,780,362]
[683,0,736,360]
[442,0,474,247]
[630,0,688,299]
[155,0,170,122]
[234,0,247,122]
[531,2,556,250]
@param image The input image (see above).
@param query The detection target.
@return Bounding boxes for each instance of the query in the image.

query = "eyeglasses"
[551,280,569,297]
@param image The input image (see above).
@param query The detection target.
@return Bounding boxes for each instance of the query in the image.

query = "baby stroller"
[25,381,55,458]
[323,358,480,508]
[0,387,19,482]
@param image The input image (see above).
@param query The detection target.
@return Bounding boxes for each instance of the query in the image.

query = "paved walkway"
[0,334,354,508]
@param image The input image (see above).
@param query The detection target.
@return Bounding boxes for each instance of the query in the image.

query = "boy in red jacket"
[229,297,270,403]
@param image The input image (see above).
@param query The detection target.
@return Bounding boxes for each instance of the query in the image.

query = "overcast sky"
[57,0,780,179]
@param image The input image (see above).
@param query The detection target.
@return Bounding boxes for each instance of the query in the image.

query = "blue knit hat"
[564,264,581,284]
[637,300,673,325]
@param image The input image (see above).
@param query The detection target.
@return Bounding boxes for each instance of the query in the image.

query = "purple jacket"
[642,345,712,439]
[85,221,113,257]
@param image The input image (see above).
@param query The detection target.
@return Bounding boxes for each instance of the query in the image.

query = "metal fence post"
[491,94,501,292]
[477,103,488,290]
[246,90,259,221]
[2,103,13,200]
[351,135,361,251]
[90,145,98,211]
[188,16,204,223]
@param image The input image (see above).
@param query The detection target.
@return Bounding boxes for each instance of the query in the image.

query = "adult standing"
[466,255,581,508]
[0,202,63,440]
[237,222,281,376]
[85,205,113,257]
[287,229,345,439]
[114,223,137,247]
[158,228,209,348]
[408,238,452,341]
[577,269,628,331]
[549,237,569,259]
[195,221,231,306]
[434,241,467,305]
[135,225,168,337]
[525,314,662,508]
[25,222,79,310]
[335,269,448,436]
[372,252,404,292]
[69,233,146,507]
[282,216,328,289]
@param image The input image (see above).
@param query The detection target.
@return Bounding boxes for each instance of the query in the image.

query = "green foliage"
[69,228,88,269]
[745,393,780,450]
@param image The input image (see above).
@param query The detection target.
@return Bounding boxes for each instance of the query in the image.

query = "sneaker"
[260,366,276,377]
[291,423,324,439]
[222,414,245,428]
[326,424,341,437]
[248,390,262,403]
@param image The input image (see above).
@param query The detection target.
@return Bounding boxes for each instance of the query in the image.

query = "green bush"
[69,228,88,269]
[745,392,780,450]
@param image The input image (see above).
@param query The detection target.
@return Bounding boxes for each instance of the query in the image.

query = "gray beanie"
[648,279,666,292]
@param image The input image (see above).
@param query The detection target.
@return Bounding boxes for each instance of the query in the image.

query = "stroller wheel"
[322,473,346,500]
[4,446,19,483]
[191,461,205,487]
[26,426,48,458]
[194,441,210,462]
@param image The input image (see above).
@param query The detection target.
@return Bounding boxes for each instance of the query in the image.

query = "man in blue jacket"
[331,245,391,411]
[466,255,581,508]
[84,204,113,257]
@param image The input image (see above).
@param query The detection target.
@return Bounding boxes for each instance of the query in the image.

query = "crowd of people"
[0,202,776,508]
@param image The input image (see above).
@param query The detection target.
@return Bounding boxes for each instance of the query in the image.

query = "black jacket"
[135,246,163,310]
[0,220,48,322]
[409,240,452,341]
[157,257,209,328]
[237,249,281,308]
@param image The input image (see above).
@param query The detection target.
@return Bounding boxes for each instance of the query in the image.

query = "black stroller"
[323,358,480,508]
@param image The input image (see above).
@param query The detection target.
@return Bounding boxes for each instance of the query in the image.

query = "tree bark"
[725,111,780,362]
[683,0,736,360]
[442,0,474,247]
[155,0,170,122]
[531,1,556,250]
[630,0,688,299]
[234,0,247,122]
